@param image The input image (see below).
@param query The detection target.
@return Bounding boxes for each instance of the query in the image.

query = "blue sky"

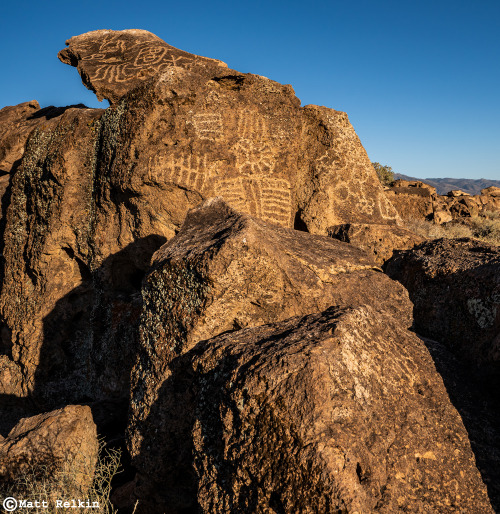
[1,0,499,180]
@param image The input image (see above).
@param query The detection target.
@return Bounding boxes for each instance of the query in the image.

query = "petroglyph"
[191,113,223,140]
[233,110,276,176]
[148,152,217,193]
[59,30,227,103]
[134,45,168,66]
[216,177,292,226]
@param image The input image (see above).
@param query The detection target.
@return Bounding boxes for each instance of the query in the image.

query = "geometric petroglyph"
[148,152,217,193]
[233,139,275,176]
[77,34,196,85]
[134,45,168,66]
[191,113,223,141]
[233,110,276,176]
[316,151,376,216]
[216,176,292,227]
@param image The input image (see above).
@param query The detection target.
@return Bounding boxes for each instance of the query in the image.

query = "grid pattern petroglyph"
[148,152,217,193]
[191,113,223,141]
[217,177,292,226]
[208,109,293,226]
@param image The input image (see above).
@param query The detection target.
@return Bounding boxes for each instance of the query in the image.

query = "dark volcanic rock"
[418,334,500,511]
[385,238,500,387]
[0,32,402,404]
[58,29,228,104]
[0,101,41,175]
[130,305,493,513]
[328,222,425,265]
[128,198,412,465]
[0,106,104,401]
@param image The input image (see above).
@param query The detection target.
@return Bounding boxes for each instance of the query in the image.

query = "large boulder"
[128,198,412,458]
[61,29,399,235]
[130,305,493,513]
[385,238,500,387]
[481,186,500,197]
[0,101,82,216]
[58,29,228,104]
[0,101,43,175]
[0,405,98,495]
[0,105,105,401]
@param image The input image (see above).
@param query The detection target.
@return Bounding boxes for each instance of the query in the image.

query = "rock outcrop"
[0,405,98,494]
[58,29,228,104]
[1,30,401,404]
[386,238,500,388]
[386,179,500,223]
[128,198,412,465]
[130,305,493,513]
[0,29,495,513]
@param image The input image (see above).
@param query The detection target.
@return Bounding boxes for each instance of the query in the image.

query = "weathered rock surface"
[0,101,42,176]
[58,29,228,104]
[0,105,104,401]
[386,238,500,387]
[61,29,399,233]
[1,31,401,404]
[482,186,500,197]
[328,222,425,265]
[130,305,493,513]
[0,405,98,494]
[128,199,412,458]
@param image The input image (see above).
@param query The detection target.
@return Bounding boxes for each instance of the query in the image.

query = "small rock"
[0,405,98,495]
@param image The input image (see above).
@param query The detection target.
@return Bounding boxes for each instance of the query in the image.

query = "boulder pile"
[386,179,500,223]
[0,29,496,512]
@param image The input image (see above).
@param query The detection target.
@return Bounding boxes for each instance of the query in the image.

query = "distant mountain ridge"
[394,174,500,196]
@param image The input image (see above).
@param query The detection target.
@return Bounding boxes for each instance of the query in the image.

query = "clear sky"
[1,0,499,180]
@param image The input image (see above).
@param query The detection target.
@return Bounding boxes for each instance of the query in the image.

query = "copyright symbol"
[3,497,18,512]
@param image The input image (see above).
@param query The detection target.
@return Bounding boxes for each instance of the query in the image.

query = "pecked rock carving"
[58,29,228,104]
[0,29,496,512]
[129,305,493,513]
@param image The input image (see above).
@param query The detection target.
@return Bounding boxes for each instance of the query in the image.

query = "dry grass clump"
[0,440,122,513]
[405,215,500,246]
[405,219,472,240]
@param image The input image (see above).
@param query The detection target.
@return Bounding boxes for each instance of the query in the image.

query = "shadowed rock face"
[58,29,228,104]
[386,238,500,387]
[128,198,413,464]
[130,305,493,513]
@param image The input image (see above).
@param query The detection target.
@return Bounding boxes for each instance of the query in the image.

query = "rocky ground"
[0,29,498,513]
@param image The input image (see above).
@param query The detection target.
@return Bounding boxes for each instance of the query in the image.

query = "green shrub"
[372,162,395,186]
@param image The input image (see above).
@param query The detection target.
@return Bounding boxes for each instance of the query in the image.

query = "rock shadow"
[417,334,500,511]
[130,342,245,514]
[1,235,166,440]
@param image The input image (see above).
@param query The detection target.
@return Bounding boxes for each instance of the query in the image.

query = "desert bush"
[0,440,122,513]
[468,216,500,244]
[372,162,395,186]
